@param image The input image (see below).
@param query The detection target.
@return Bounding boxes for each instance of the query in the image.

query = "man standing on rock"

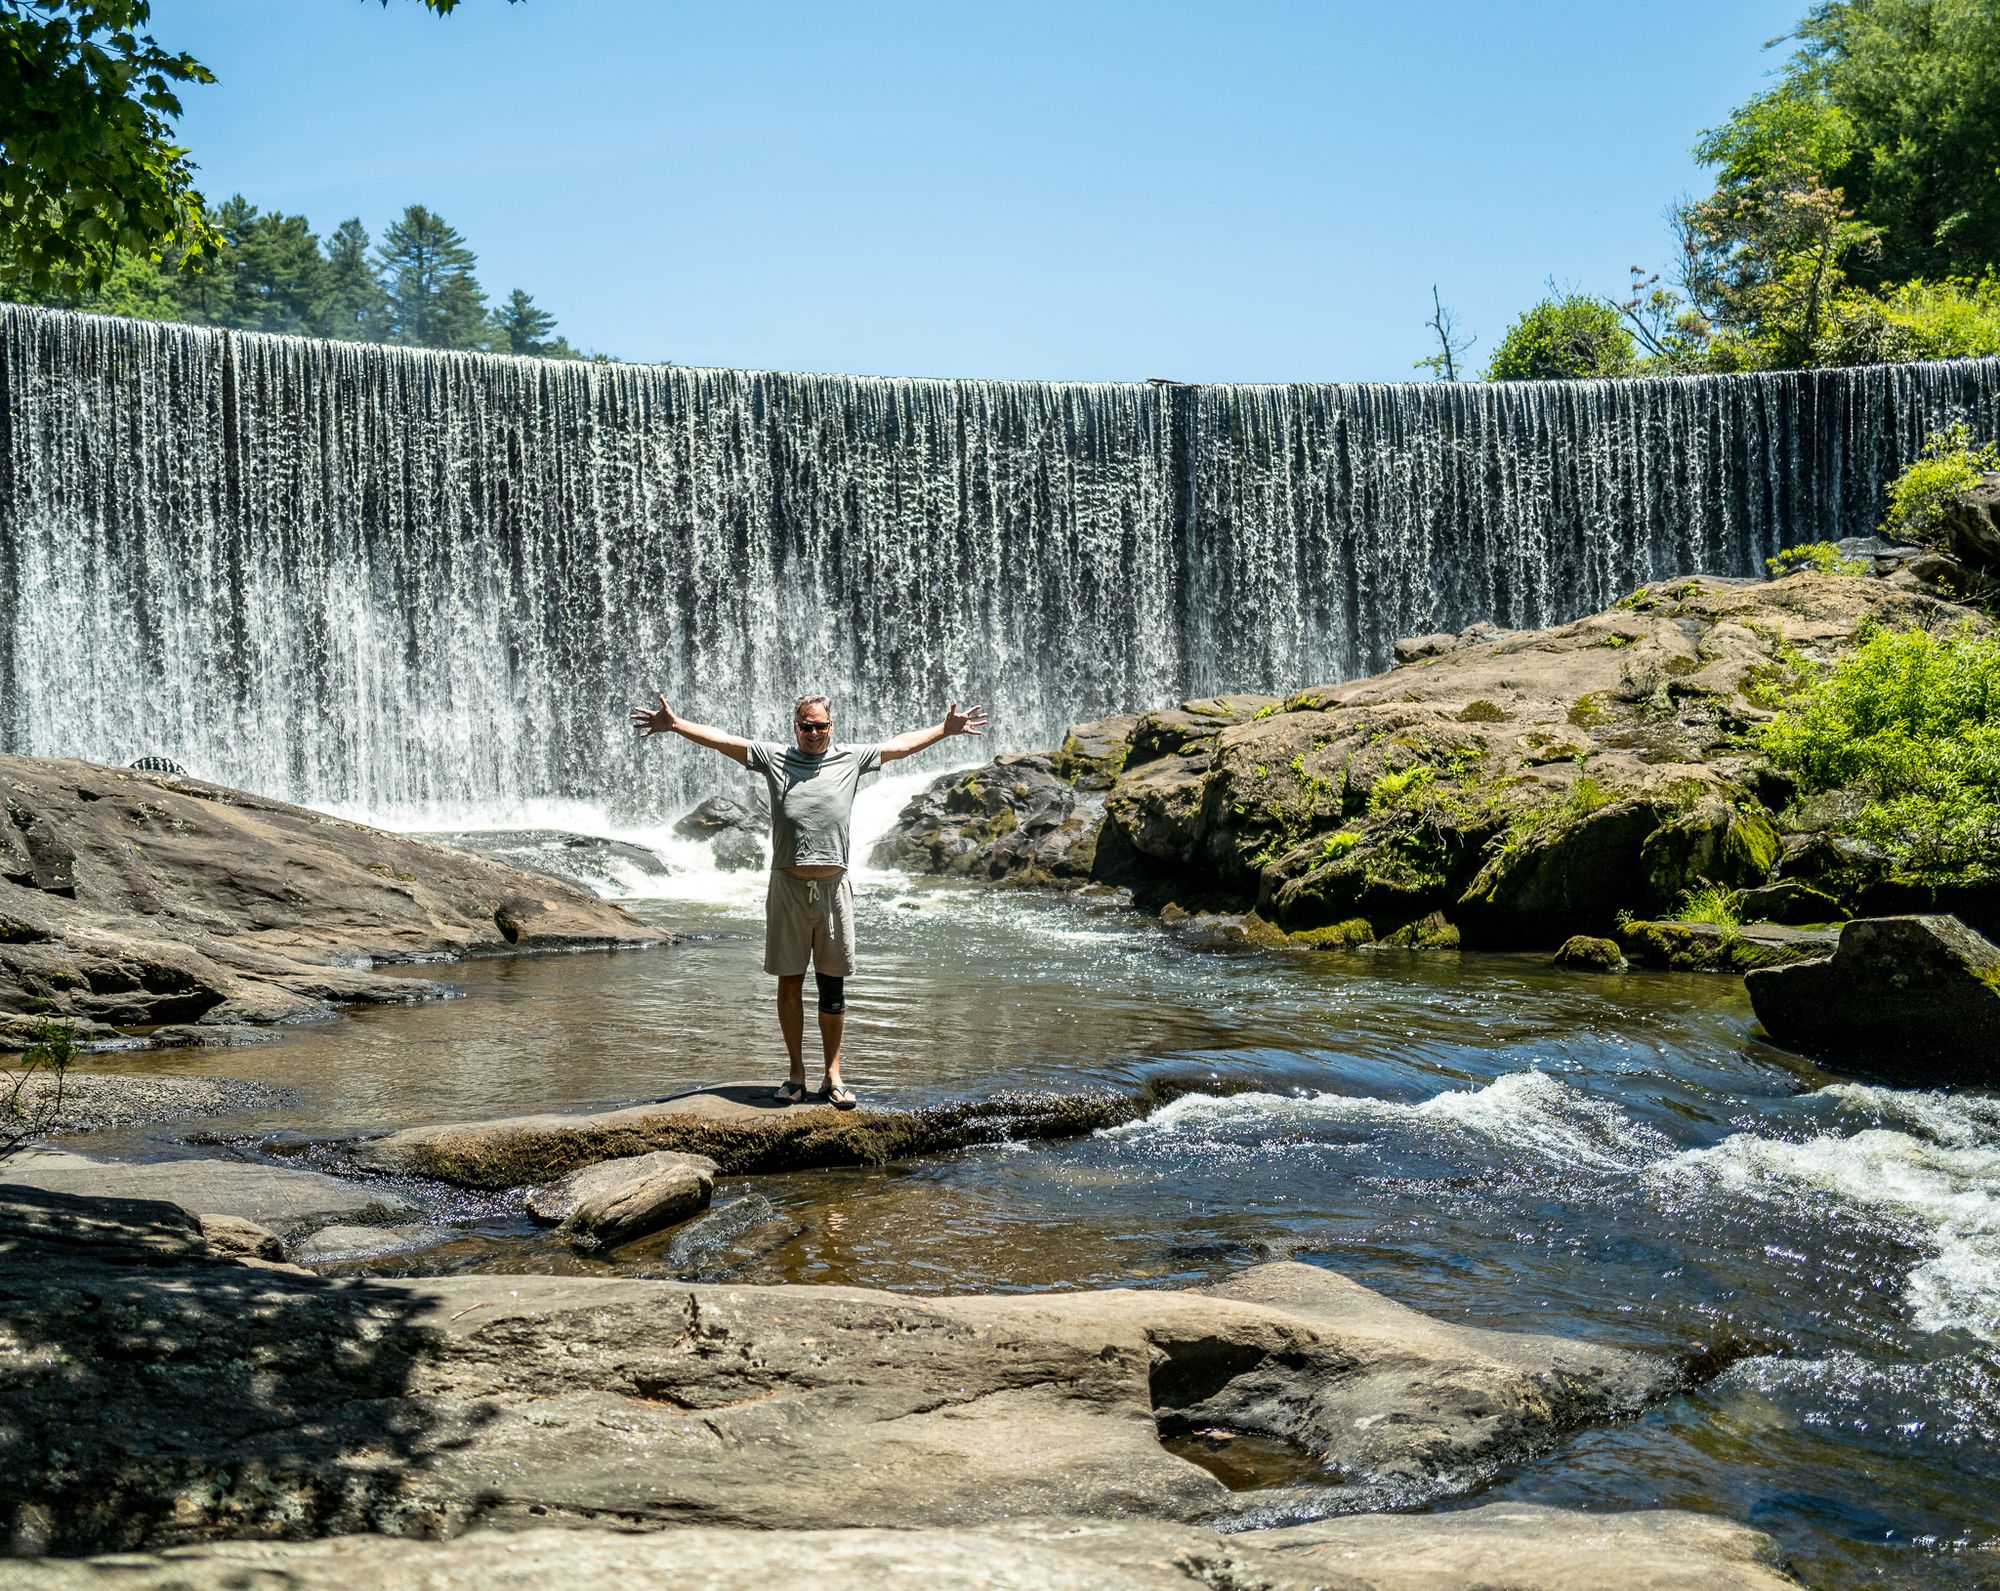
[630,692,988,1108]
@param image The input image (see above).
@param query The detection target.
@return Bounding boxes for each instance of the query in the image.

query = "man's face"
[794,704,832,753]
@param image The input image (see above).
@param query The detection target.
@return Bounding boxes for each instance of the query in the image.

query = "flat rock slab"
[3,1149,412,1235]
[4,1508,1802,1590]
[3,1069,285,1134]
[1746,913,2000,1083]
[1617,919,1838,973]
[1,1185,1686,1554]
[346,1083,1189,1186]
[525,1150,718,1251]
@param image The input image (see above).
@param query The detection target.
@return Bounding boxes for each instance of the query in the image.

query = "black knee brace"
[814,973,846,1014]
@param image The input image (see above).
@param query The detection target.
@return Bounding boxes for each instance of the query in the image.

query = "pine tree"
[319,217,387,341]
[376,204,490,350]
[493,287,557,354]
[231,207,325,335]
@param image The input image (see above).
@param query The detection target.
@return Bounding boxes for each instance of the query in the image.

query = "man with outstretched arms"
[630,692,988,1108]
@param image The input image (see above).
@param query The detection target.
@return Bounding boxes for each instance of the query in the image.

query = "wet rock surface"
[1616,919,1838,973]
[418,828,676,894]
[0,1185,1690,1555]
[292,1222,459,1266]
[3,1148,413,1235]
[344,1082,1209,1187]
[1746,913,2000,1082]
[0,757,665,1049]
[869,753,1104,883]
[523,1149,719,1251]
[874,575,1979,951]
[5,1507,1802,1590]
[672,795,769,872]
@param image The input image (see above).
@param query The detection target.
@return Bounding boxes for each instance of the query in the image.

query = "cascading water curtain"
[3,304,1996,825]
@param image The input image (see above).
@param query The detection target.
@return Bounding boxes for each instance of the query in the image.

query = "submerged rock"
[344,1083,1197,1187]
[0,756,665,1048]
[1745,914,2000,1082]
[0,1185,1692,1554]
[8,1507,1802,1590]
[293,1223,457,1266]
[524,1149,718,1251]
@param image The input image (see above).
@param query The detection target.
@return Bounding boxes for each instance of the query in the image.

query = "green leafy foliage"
[1764,622,2000,878]
[1766,541,1871,576]
[3,1012,78,1162]
[1880,423,2000,545]
[1819,274,2000,363]
[1485,294,1636,381]
[0,0,219,297]
[1674,883,1742,926]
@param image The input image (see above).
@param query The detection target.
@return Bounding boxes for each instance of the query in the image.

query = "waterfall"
[4,304,1996,826]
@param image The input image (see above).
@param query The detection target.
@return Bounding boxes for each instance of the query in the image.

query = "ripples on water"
[69,806,2000,1589]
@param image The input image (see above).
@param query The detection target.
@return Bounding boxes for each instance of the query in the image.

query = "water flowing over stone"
[4,305,1996,824]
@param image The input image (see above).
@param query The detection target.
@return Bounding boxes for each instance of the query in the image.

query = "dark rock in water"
[1746,914,2000,1082]
[0,1185,1687,1555]
[524,1149,717,1252]
[673,796,768,872]
[1554,934,1626,971]
[871,753,1102,884]
[0,757,663,1047]
[661,1192,783,1272]
[1617,919,1836,973]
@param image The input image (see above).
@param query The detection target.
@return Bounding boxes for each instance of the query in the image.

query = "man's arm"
[878,700,989,763]
[629,695,753,767]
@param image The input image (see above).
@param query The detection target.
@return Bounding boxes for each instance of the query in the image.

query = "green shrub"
[1766,542,1870,577]
[1764,623,2000,878]
[1675,883,1742,927]
[1486,294,1637,382]
[1319,830,1359,861]
[1820,276,2000,366]
[1880,423,2000,546]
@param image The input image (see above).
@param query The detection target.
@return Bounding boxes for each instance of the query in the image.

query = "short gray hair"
[793,693,832,720]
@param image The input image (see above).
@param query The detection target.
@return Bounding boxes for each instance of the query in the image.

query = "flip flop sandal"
[774,1080,807,1104]
[820,1083,858,1111]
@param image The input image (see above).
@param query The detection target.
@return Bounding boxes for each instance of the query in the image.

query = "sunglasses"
[796,720,831,732]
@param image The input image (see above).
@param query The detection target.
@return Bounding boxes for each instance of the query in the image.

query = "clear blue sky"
[163,0,1805,382]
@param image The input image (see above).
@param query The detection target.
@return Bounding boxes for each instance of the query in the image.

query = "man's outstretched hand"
[631,694,678,738]
[944,701,989,737]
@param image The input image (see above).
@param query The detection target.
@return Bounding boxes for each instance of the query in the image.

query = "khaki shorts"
[764,870,857,976]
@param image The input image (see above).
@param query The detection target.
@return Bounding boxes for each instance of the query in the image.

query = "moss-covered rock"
[1615,919,1838,973]
[1383,911,1461,949]
[1553,935,1626,972]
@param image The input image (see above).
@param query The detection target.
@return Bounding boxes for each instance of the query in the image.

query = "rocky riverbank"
[0,757,664,1051]
[0,1181,1801,1588]
[874,569,1991,955]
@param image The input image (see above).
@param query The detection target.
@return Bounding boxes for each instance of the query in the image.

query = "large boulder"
[1941,470,2000,573]
[1744,913,2000,1082]
[0,757,664,1047]
[0,1183,1689,1553]
[524,1149,718,1251]
[672,795,768,872]
[877,575,1984,951]
[870,753,1104,884]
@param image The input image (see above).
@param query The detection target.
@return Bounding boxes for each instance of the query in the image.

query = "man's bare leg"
[776,974,807,1094]
[818,1008,845,1095]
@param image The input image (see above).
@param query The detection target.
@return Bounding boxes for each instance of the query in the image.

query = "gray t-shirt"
[744,740,884,869]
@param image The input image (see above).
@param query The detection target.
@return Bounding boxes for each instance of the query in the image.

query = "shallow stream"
[65,776,2000,1590]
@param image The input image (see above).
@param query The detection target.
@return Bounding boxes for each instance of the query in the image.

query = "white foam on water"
[1106,1069,1668,1174]
[1648,1122,2000,1343]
